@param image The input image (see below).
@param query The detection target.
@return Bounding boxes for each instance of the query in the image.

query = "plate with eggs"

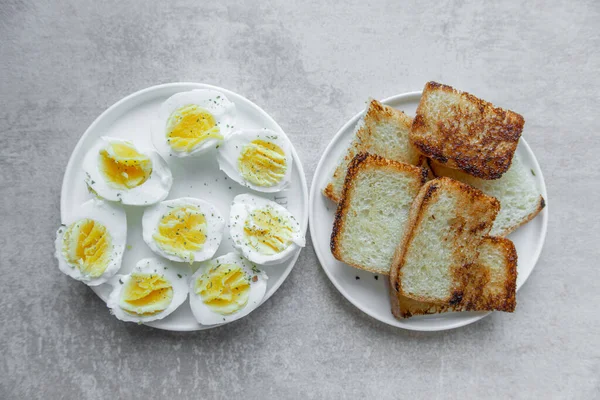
[56,83,308,331]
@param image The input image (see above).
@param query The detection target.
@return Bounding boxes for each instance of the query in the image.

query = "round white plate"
[61,83,308,331]
[309,91,548,331]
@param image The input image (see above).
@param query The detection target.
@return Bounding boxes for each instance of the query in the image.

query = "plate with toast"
[309,82,548,331]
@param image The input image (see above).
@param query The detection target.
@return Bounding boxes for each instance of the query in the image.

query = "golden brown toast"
[410,82,524,180]
[330,153,427,275]
[324,99,421,203]
[389,177,500,314]
[396,236,517,318]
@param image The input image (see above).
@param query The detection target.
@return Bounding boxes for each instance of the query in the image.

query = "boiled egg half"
[217,129,293,192]
[107,258,189,323]
[54,199,126,286]
[153,89,236,157]
[83,137,172,206]
[229,194,305,265]
[189,252,267,325]
[142,197,225,263]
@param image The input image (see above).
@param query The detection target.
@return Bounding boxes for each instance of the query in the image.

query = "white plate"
[61,83,308,331]
[309,91,548,331]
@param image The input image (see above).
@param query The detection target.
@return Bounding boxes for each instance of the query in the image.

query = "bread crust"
[323,182,339,203]
[410,82,524,180]
[330,152,427,275]
[389,177,500,316]
[323,141,360,203]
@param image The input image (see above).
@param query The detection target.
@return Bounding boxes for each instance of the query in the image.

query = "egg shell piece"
[217,129,294,193]
[153,89,236,158]
[229,193,305,266]
[142,197,225,263]
[106,257,189,323]
[189,252,268,326]
[54,199,127,286]
[83,137,173,206]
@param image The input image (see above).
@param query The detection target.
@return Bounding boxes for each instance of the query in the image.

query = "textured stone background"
[1,0,599,398]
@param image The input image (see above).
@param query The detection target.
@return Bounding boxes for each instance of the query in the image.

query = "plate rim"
[60,82,309,332]
[308,90,549,332]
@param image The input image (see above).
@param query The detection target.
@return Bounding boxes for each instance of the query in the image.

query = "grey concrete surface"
[1,0,599,398]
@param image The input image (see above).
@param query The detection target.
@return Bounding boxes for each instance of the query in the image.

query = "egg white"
[54,199,127,286]
[153,89,236,158]
[189,252,268,326]
[217,129,293,193]
[106,257,189,323]
[83,137,173,206]
[142,197,225,263]
[229,194,305,265]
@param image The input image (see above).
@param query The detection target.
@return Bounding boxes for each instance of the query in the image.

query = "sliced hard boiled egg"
[107,258,189,323]
[153,89,236,158]
[217,129,293,193]
[189,252,267,325]
[229,194,305,265]
[142,197,225,263]
[54,199,126,286]
[83,137,172,206]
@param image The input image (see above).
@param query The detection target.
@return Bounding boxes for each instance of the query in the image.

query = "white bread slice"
[323,99,421,203]
[410,82,525,180]
[396,236,517,318]
[430,154,545,237]
[331,153,427,275]
[389,177,500,307]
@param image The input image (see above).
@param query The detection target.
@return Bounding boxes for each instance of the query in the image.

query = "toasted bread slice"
[323,99,421,203]
[396,236,517,318]
[389,177,500,309]
[410,82,524,180]
[331,153,427,275]
[430,154,545,236]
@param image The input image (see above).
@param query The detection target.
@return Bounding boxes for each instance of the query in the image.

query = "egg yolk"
[166,105,223,152]
[152,206,207,261]
[195,263,250,315]
[120,273,173,316]
[238,139,287,187]
[99,142,152,190]
[244,207,294,255]
[62,219,112,278]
